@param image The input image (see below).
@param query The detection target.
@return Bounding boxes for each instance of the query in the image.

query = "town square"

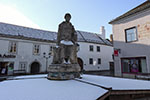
[0,0,150,100]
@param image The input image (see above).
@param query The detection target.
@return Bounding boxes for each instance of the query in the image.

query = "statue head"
[64,13,71,22]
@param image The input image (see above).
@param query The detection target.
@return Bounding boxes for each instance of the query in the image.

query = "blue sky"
[0,0,146,39]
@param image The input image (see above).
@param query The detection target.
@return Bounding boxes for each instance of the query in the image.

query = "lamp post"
[43,52,51,73]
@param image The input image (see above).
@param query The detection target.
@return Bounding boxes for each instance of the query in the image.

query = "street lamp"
[43,52,51,73]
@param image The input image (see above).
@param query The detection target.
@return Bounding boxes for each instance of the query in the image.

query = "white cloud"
[0,4,40,29]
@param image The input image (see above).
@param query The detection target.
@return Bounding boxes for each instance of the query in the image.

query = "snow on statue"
[52,13,79,64]
[47,13,80,80]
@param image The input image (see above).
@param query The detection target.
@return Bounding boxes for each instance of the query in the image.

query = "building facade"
[109,1,150,78]
[0,22,113,75]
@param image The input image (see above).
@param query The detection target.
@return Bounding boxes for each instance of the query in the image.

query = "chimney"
[110,34,113,44]
[100,26,106,39]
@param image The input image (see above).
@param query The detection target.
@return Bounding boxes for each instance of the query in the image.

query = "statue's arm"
[72,26,77,43]
[57,24,61,45]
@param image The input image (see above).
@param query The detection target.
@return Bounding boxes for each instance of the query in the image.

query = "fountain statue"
[47,13,81,80]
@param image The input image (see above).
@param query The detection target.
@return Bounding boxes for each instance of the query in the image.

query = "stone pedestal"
[47,64,81,80]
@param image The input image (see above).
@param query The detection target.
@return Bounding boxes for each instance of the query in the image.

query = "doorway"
[0,62,14,75]
[77,58,84,71]
[30,62,40,74]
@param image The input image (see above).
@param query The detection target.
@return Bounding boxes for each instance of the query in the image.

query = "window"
[125,27,137,42]
[19,62,27,71]
[97,46,100,52]
[89,58,93,64]
[33,44,40,55]
[89,45,94,51]
[121,57,147,74]
[9,41,17,53]
[8,63,14,71]
[98,58,101,64]
[50,46,53,53]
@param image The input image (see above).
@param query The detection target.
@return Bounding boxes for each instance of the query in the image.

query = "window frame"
[97,46,100,52]
[121,57,147,74]
[19,62,27,71]
[98,58,101,64]
[8,62,14,71]
[33,44,40,55]
[8,41,18,54]
[89,58,93,65]
[89,45,94,52]
[125,27,138,43]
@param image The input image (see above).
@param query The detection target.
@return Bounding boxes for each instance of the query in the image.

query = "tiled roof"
[77,31,105,44]
[109,1,150,24]
[0,22,112,46]
[0,22,57,41]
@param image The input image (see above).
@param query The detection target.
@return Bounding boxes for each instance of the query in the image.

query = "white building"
[0,22,113,75]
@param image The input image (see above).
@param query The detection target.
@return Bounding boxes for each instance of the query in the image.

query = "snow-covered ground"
[0,74,107,100]
[1,74,150,100]
[13,74,47,79]
[79,75,150,90]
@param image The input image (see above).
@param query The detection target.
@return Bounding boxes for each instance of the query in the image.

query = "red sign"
[114,50,118,56]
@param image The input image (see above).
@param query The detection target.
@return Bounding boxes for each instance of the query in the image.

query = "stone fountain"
[47,13,81,80]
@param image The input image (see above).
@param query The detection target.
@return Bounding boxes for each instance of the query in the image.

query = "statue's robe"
[52,21,78,64]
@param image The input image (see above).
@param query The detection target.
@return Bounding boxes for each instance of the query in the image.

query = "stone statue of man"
[52,13,78,64]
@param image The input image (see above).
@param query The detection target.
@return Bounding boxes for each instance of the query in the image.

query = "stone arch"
[30,61,40,74]
[77,57,84,71]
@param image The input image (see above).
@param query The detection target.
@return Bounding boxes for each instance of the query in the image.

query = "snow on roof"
[96,34,112,45]
[0,75,108,100]
[79,75,150,90]
[102,39,112,45]
[0,22,112,46]
[76,31,86,42]
[0,22,57,41]
[77,31,105,44]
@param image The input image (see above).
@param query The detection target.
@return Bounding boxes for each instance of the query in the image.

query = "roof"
[0,22,112,46]
[77,30,112,45]
[109,1,150,24]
